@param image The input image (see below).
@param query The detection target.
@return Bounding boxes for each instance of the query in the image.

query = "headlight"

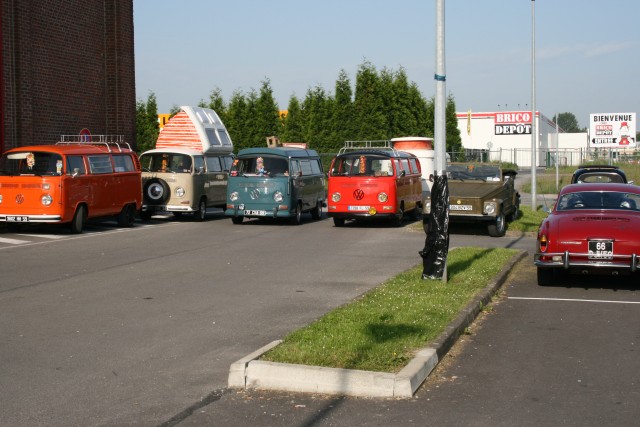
[41,194,53,206]
[230,191,239,201]
[378,192,388,202]
[424,202,431,214]
[273,191,283,203]
[332,192,341,202]
[484,201,497,215]
[175,187,185,197]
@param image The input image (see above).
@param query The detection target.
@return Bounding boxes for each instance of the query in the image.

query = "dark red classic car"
[534,183,640,286]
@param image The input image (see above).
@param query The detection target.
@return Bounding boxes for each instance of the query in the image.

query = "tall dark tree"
[135,92,159,153]
[281,95,304,143]
[225,90,249,150]
[331,69,354,150]
[553,112,584,132]
[203,87,228,123]
[353,61,387,140]
[255,79,280,142]
[391,67,419,137]
[445,94,463,154]
[301,85,333,152]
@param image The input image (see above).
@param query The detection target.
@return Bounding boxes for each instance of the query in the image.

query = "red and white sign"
[494,112,533,135]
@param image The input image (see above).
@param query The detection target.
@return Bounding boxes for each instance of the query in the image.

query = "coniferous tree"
[282,95,304,143]
[301,85,333,152]
[446,94,463,154]
[204,87,228,123]
[353,61,387,141]
[255,79,280,143]
[225,90,249,150]
[331,69,354,151]
[391,68,419,137]
[135,92,159,154]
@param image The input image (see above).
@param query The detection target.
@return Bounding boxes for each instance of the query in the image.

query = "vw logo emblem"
[353,189,365,200]
[250,189,261,200]
[15,194,25,204]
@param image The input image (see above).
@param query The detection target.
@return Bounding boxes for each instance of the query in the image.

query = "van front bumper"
[0,214,62,223]
[142,204,196,213]
[225,205,291,219]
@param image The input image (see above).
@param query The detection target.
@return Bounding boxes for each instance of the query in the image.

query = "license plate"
[450,204,473,211]
[6,216,29,222]
[588,240,613,259]
[244,209,267,216]
[348,206,369,211]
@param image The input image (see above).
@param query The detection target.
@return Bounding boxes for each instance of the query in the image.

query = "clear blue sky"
[134,0,639,129]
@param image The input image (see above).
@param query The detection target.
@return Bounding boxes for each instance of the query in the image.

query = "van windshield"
[231,156,289,177]
[0,151,64,176]
[140,153,192,173]
[330,155,394,177]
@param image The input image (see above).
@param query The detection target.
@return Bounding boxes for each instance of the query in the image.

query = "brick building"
[1,0,135,153]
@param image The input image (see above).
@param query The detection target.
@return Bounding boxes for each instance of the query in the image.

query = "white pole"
[555,114,559,191]
[434,0,446,175]
[530,0,537,210]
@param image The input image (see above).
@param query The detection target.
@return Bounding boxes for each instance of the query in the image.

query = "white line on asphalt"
[0,237,31,245]
[16,233,67,239]
[509,297,640,305]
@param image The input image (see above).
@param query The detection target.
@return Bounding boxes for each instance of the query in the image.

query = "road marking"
[509,297,640,305]
[16,233,67,239]
[0,237,31,245]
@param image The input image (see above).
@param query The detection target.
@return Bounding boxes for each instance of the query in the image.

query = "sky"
[134,0,639,130]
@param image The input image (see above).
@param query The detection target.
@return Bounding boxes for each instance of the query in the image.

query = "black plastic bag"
[420,174,449,279]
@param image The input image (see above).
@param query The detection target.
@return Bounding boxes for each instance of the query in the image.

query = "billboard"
[494,112,533,135]
[589,113,636,148]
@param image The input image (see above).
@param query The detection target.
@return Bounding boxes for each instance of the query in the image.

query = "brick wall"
[1,0,136,152]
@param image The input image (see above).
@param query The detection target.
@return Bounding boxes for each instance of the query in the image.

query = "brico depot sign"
[494,112,533,135]
[589,113,636,148]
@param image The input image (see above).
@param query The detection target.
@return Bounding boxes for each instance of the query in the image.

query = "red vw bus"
[327,142,422,227]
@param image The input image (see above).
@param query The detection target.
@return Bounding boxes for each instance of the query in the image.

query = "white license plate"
[244,209,267,216]
[348,206,369,211]
[6,216,29,222]
[450,205,473,211]
[588,240,613,259]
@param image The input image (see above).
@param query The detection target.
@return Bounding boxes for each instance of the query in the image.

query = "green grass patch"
[262,247,518,373]
[508,205,549,233]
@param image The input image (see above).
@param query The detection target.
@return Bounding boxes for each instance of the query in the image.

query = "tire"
[70,205,86,234]
[289,202,302,225]
[231,216,243,224]
[144,178,170,205]
[537,267,555,286]
[194,198,207,222]
[507,200,521,222]
[488,212,506,237]
[411,203,422,221]
[116,204,136,227]
[310,201,322,220]
[392,204,404,227]
[333,217,345,227]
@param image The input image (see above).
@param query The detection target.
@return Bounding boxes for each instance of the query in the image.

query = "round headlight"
[230,191,239,202]
[175,187,185,198]
[273,191,283,203]
[484,202,496,215]
[332,192,341,202]
[41,194,53,206]
[378,192,388,202]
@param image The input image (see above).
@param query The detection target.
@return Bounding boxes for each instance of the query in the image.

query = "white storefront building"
[456,111,588,167]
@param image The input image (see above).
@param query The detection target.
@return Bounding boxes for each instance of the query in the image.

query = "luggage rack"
[338,140,400,155]
[57,135,132,152]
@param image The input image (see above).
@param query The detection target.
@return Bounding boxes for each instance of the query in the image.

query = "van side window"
[401,159,411,174]
[206,156,222,173]
[290,160,301,176]
[300,159,313,176]
[113,154,135,172]
[88,155,114,174]
[409,158,420,174]
[67,156,86,175]
[222,156,234,171]
[310,159,323,175]
[193,156,205,172]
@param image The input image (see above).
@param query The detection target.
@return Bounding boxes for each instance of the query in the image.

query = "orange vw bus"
[327,141,423,227]
[0,136,142,233]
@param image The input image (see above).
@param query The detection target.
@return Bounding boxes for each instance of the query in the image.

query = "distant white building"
[456,111,588,166]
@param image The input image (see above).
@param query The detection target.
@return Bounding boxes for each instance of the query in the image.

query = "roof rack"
[57,135,132,152]
[338,140,399,155]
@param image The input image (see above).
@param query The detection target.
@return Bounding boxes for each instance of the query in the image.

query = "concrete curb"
[228,250,528,398]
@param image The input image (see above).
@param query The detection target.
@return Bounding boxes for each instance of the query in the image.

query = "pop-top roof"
[155,106,233,153]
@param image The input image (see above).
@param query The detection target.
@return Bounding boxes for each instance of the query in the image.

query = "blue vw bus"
[225,147,325,225]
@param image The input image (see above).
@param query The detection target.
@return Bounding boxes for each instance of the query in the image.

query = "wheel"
[144,178,170,205]
[70,205,86,234]
[488,212,506,237]
[507,200,521,222]
[537,267,555,286]
[310,200,322,220]
[411,203,422,221]
[231,216,243,224]
[116,204,136,227]
[194,198,207,222]
[333,217,345,227]
[289,202,302,225]
[392,205,405,227]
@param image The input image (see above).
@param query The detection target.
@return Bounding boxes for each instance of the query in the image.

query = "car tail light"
[539,234,548,252]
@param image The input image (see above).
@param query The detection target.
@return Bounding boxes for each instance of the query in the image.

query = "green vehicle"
[422,162,520,237]
[225,147,326,225]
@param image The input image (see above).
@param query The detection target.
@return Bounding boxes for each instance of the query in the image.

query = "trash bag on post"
[420,174,449,279]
